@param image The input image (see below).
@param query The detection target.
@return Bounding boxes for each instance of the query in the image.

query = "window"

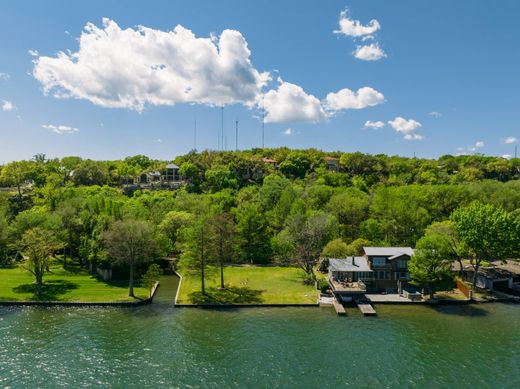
[397,259,408,269]
[372,257,386,266]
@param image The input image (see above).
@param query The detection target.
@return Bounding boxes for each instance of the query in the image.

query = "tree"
[423,221,468,275]
[321,238,349,258]
[451,201,520,287]
[0,161,33,212]
[283,212,338,279]
[159,211,193,255]
[19,227,63,298]
[208,212,236,289]
[103,219,162,297]
[179,215,213,295]
[235,204,271,264]
[142,263,162,297]
[408,234,453,299]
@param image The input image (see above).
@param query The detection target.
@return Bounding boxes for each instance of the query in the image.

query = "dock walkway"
[357,302,377,316]
[332,299,346,315]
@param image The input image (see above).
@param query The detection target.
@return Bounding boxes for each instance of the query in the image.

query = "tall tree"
[159,210,193,255]
[408,234,453,299]
[236,204,270,264]
[103,219,162,297]
[208,212,236,289]
[180,215,213,295]
[19,227,63,298]
[451,201,520,287]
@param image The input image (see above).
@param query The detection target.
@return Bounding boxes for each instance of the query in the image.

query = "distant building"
[123,163,183,190]
[163,163,181,182]
[460,260,520,295]
[324,156,340,172]
[328,247,414,297]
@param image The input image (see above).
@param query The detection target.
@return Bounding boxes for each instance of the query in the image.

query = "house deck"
[357,303,376,316]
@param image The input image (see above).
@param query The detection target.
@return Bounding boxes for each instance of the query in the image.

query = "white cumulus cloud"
[263,81,326,124]
[28,49,39,57]
[42,124,79,135]
[325,87,385,111]
[428,111,442,118]
[2,100,14,111]
[335,9,380,37]
[353,43,386,61]
[475,141,484,148]
[364,120,385,129]
[0,73,9,81]
[33,18,270,111]
[283,128,293,136]
[388,117,423,140]
[504,136,517,144]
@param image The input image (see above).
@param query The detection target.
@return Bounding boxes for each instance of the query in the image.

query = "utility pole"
[235,120,239,151]
[194,119,197,151]
[221,105,224,151]
[515,145,518,159]
[261,95,265,148]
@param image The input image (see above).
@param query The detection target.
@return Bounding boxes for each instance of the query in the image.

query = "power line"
[235,119,239,151]
[261,95,265,148]
[194,119,197,151]
[221,105,224,151]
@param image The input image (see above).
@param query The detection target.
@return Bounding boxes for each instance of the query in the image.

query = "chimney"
[352,256,356,266]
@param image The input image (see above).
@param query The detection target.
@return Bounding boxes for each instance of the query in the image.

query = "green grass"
[177,265,318,304]
[0,260,148,302]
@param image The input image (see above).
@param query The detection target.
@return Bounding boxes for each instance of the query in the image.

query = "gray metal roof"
[165,163,179,169]
[329,257,372,272]
[363,247,414,257]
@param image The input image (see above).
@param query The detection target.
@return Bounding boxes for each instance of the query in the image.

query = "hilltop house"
[328,247,414,297]
[123,163,183,189]
[324,156,340,172]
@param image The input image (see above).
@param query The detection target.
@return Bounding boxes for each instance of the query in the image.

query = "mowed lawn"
[177,265,318,304]
[0,261,148,302]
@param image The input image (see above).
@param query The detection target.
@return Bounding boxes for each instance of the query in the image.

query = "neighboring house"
[162,163,181,182]
[328,246,414,297]
[460,260,520,295]
[324,156,340,172]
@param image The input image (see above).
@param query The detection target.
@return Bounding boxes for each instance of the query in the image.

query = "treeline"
[2,149,520,192]
[1,149,520,296]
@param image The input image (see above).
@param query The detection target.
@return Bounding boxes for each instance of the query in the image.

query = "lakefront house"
[328,247,414,297]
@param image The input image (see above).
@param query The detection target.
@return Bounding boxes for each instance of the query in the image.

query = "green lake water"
[0,294,519,387]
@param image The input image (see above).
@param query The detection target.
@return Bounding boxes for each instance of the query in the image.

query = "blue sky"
[1,0,519,162]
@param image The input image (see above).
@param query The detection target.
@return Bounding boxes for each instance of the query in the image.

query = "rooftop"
[165,163,180,169]
[363,247,414,257]
[329,257,372,272]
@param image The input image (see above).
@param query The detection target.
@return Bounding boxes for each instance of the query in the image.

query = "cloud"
[283,128,293,135]
[28,49,39,57]
[263,81,326,123]
[2,100,14,111]
[364,120,385,129]
[335,9,380,37]
[388,117,423,140]
[0,73,9,81]
[459,140,485,153]
[504,136,517,144]
[475,141,484,148]
[428,111,442,118]
[42,124,79,135]
[325,87,385,111]
[502,154,512,159]
[353,43,386,61]
[33,18,270,111]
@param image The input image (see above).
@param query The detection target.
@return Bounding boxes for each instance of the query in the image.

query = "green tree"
[321,238,349,258]
[408,234,453,299]
[103,219,163,297]
[451,201,520,287]
[235,203,271,264]
[19,227,63,298]
[159,210,193,255]
[208,212,236,289]
[142,263,162,297]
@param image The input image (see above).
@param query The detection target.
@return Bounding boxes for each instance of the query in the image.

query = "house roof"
[329,257,372,272]
[261,157,278,163]
[165,163,179,169]
[364,247,414,257]
[324,156,339,161]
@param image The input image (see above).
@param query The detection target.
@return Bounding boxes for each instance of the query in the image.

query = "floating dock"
[332,299,346,315]
[357,303,377,316]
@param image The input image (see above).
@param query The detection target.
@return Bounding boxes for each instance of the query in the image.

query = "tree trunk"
[220,261,225,289]
[201,256,205,295]
[429,285,435,300]
[36,274,43,299]
[457,258,464,276]
[128,262,135,297]
[472,261,479,288]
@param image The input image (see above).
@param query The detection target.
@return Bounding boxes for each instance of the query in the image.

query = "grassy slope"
[0,261,148,302]
[177,265,318,304]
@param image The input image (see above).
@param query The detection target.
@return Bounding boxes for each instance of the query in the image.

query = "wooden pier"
[332,299,346,315]
[357,303,376,316]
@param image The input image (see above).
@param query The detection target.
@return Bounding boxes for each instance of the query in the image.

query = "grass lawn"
[0,260,148,302]
[177,265,318,304]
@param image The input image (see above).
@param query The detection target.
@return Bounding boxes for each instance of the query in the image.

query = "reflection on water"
[0,303,519,388]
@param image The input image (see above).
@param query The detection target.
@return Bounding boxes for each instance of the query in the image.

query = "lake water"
[0,297,519,387]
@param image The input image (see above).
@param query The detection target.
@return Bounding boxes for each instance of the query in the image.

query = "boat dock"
[332,299,346,315]
[357,302,377,316]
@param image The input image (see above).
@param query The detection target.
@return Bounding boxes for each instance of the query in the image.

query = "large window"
[397,259,408,269]
[372,257,386,266]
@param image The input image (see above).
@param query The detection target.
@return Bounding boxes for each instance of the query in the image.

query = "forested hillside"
[1,149,520,275]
